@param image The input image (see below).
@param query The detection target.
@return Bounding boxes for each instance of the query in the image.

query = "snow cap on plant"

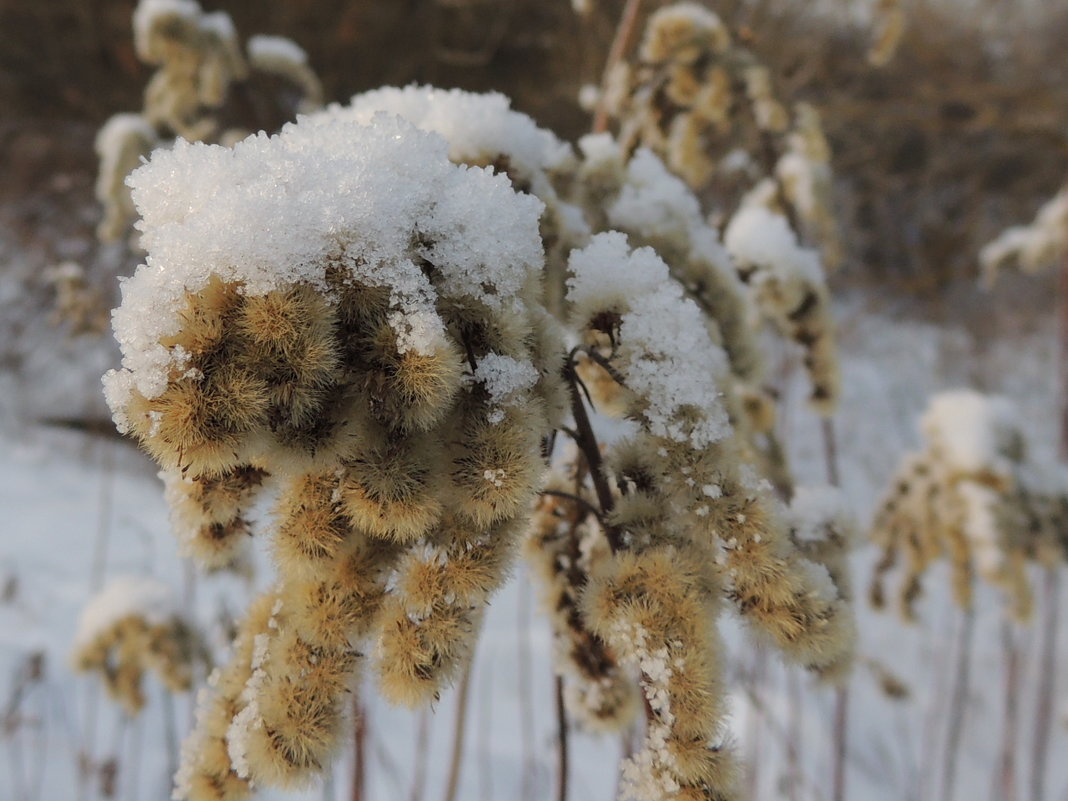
[246,35,322,112]
[574,134,765,389]
[323,84,589,322]
[95,113,159,242]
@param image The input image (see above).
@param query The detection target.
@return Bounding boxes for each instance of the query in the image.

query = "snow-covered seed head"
[108,110,551,799]
[72,578,200,716]
[870,390,1065,623]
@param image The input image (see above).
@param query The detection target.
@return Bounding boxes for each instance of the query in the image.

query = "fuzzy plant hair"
[870,389,1067,622]
[103,84,856,801]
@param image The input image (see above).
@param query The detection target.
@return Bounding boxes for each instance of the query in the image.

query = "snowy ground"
[1,262,1065,801]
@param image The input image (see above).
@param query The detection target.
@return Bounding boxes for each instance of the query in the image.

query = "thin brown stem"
[822,417,841,488]
[1057,253,1068,461]
[443,662,474,801]
[555,675,569,801]
[563,361,622,552]
[409,708,431,801]
[351,697,366,801]
[574,345,629,388]
[998,622,1021,801]
[1030,567,1060,801]
[941,607,975,801]
[821,414,848,801]
[540,489,606,524]
[517,580,536,801]
[744,647,767,798]
[832,686,849,801]
[785,668,802,801]
[592,0,644,133]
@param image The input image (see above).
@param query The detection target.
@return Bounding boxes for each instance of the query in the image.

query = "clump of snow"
[789,485,855,545]
[471,353,539,423]
[567,232,732,449]
[247,34,308,67]
[724,202,824,287]
[198,9,236,43]
[74,576,177,649]
[133,0,202,62]
[94,113,158,170]
[103,112,544,426]
[328,85,574,178]
[920,389,1021,478]
[579,137,736,278]
[226,629,272,780]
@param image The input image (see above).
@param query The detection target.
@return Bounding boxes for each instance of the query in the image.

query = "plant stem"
[351,697,366,801]
[592,0,644,133]
[1030,250,1068,801]
[832,687,848,801]
[998,621,1020,801]
[443,662,474,801]
[409,709,430,801]
[555,675,569,801]
[517,580,536,801]
[785,668,802,801]
[821,414,848,801]
[941,606,975,801]
[1030,567,1060,801]
[564,361,622,552]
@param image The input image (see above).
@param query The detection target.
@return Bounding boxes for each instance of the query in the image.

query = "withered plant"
[99,80,856,801]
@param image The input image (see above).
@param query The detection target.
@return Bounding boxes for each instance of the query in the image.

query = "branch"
[562,360,623,553]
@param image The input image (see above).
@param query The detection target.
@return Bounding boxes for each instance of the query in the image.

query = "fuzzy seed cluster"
[103,113,557,800]
[870,390,1068,622]
[568,235,854,800]
[101,83,858,801]
[525,467,639,733]
[72,577,200,716]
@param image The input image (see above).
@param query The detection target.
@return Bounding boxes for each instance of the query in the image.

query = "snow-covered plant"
[870,389,1067,621]
[980,184,1068,286]
[599,2,842,266]
[601,3,773,192]
[594,2,843,418]
[72,577,200,716]
[724,182,841,416]
[95,0,324,245]
[569,235,853,799]
[103,86,855,801]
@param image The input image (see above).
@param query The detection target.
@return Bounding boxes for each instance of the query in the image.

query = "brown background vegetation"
[1,0,1067,289]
